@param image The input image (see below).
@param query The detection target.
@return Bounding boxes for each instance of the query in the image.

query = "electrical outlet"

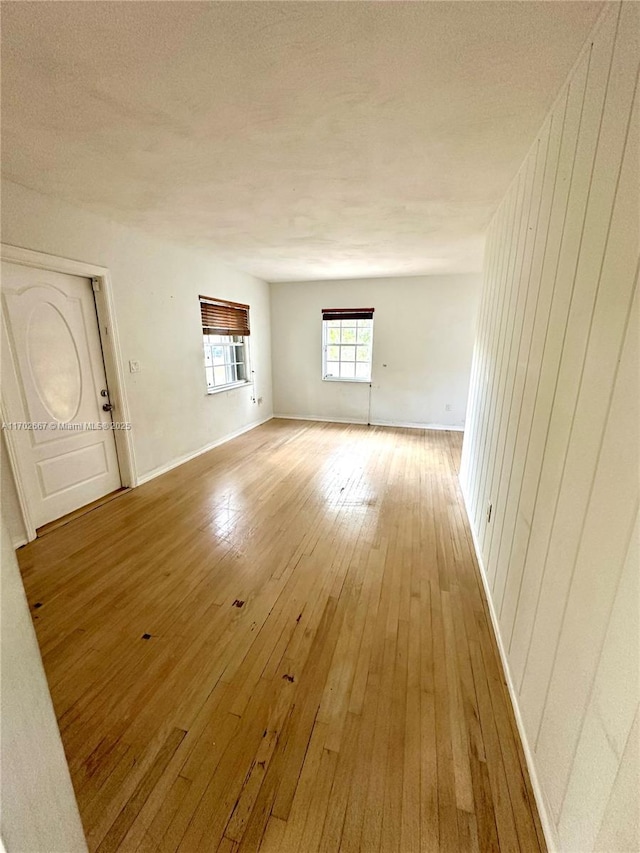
[129,360,141,373]
[486,501,493,524]
[445,403,452,412]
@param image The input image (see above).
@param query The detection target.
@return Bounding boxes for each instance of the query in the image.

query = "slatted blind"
[321,307,375,321]
[200,296,250,336]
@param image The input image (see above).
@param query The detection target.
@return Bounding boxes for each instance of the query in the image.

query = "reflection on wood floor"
[18,419,545,852]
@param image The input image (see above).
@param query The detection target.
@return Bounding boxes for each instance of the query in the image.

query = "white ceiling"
[2,1,603,282]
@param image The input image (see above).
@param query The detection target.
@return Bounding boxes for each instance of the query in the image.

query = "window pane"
[340,345,356,362]
[204,332,248,390]
[322,318,373,382]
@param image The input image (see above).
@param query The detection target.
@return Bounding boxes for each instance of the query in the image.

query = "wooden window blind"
[200,296,250,336]
[321,307,375,321]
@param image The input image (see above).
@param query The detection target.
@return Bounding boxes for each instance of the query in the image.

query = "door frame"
[1,244,137,541]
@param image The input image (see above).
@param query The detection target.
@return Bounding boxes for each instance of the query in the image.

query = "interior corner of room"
[1,2,638,852]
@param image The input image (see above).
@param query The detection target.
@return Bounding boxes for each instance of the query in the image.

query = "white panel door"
[1,262,122,528]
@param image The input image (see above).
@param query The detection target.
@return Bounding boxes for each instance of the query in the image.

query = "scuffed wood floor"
[18,419,545,852]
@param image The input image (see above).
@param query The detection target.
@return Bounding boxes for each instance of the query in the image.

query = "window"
[322,307,374,382]
[200,296,251,393]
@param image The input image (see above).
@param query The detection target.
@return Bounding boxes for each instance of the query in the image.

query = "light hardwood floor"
[18,419,545,852]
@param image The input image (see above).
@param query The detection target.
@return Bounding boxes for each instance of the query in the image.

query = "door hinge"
[92,278,101,292]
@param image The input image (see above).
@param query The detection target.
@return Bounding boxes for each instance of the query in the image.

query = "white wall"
[460,4,639,851]
[1,519,88,852]
[270,274,480,429]
[1,180,273,535]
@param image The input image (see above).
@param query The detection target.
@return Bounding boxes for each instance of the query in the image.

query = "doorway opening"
[1,245,136,541]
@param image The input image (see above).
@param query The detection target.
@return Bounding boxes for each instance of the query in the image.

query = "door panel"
[37,443,109,497]
[28,301,82,422]
[1,262,122,528]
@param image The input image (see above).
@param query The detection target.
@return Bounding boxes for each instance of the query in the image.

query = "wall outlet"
[445,403,452,412]
[129,360,141,373]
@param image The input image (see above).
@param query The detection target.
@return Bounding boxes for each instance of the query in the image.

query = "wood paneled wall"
[459,3,639,850]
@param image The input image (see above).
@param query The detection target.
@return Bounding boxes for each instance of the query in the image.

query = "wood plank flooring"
[17,419,546,852]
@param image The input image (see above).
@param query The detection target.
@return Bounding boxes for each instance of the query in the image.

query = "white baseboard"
[273,414,368,425]
[458,479,558,853]
[12,537,28,549]
[274,414,465,432]
[371,418,465,432]
[136,415,273,486]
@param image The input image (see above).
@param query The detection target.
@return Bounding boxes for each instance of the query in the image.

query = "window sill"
[206,381,251,396]
[322,377,371,384]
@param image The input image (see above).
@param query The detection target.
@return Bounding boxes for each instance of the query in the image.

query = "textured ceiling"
[2,1,603,282]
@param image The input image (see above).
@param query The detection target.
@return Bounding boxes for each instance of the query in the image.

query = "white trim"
[274,414,368,425]
[136,416,273,486]
[206,380,252,396]
[458,478,558,853]
[12,537,28,549]
[322,377,371,384]
[1,408,37,541]
[274,414,465,432]
[0,245,137,539]
[2,244,111,279]
[370,419,464,432]
[92,271,137,488]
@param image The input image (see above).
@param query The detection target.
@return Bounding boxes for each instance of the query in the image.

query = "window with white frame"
[200,296,251,393]
[322,307,374,382]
